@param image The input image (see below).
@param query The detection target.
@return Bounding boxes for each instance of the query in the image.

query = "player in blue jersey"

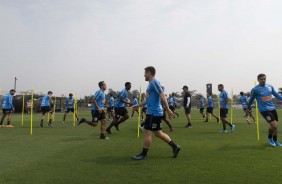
[132,66,180,160]
[199,96,206,119]
[248,74,282,147]
[204,93,219,123]
[63,93,79,122]
[0,89,16,128]
[131,96,139,117]
[78,81,109,140]
[238,92,255,125]
[106,82,132,134]
[40,91,54,127]
[167,93,179,118]
[218,84,235,133]
[106,94,115,121]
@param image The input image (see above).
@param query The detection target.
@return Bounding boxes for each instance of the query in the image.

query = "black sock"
[41,119,43,123]
[49,119,52,123]
[273,136,277,142]
[7,121,10,125]
[100,133,105,138]
[268,134,273,139]
[169,141,178,150]
[141,148,149,156]
[141,122,144,127]
[223,125,226,130]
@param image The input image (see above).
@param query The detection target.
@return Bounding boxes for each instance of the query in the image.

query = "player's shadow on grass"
[82,156,144,166]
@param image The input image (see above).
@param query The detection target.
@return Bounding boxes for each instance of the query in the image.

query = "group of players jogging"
[1,68,282,160]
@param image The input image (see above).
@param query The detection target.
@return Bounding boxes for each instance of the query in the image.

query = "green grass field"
[0,109,281,184]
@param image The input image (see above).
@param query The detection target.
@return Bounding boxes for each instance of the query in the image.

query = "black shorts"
[92,110,106,123]
[2,109,13,114]
[142,107,147,113]
[107,107,114,113]
[220,108,228,118]
[169,106,175,111]
[261,110,278,123]
[200,108,204,113]
[65,108,74,113]
[115,107,128,118]
[144,115,162,131]
[185,107,191,115]
[41,106,52,115]
[207,107,214,113]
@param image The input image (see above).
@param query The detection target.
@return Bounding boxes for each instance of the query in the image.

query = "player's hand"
[167,109,174,120]
[98,109,102,114]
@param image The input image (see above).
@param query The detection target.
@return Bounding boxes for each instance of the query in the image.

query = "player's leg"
[0,112,7,127]
[185,108,192,128]
[212,112,220,123]
[6,112,13,127]
[245,109,251,125]
[115,108,129,130]
[131,109,135,117]
[63,110,68,122]
[99,111,108,139]
[40,108,46,127]
[47,111,54,127]
[220,109,234,132]
[78,110,98,127]
[106,111,120,134]
[268,110,281,146]
[162,112,173,131]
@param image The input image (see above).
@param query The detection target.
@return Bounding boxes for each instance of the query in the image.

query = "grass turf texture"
[0,109,281,184]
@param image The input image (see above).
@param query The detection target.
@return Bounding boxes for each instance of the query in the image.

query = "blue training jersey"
[146,79,163,116]
[167,97,175,107]
[200,98,205,108]
[248,84,282,112]
[219,90,229,109]
[109,97,115,107]
[115,88,128,108]
[238,96,248,109]
[207,97,213,108]
[92,89,106,111]
[2,93,14,109]
[66,98,74,109]
[132,98,138,106]
[41,96,51,107]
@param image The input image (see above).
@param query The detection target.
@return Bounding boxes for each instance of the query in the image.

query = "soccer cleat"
[173,146,181,158]
[6,125,14,128]
[132,154,147,160]
[0,125,6,128]
[47,122,53,128]
[169,127,174,132]
[106,128,112,134]
[219,130,228,133]
[77,118,86,126]
[114,124,119,131]
[140,126,145,132]
[100,134,110,140]
[268,138,276,147]
[231,125,235,132]
[274,141,282,147]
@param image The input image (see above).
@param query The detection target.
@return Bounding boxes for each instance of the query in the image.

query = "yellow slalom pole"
[137,84,142,138]
[53,97,56,122]
[254,81,260,141]
[30,87,34,136]
[73,94,77,127]
[218,96,221,124]
[230,89,234,124]
[22,94,25,127]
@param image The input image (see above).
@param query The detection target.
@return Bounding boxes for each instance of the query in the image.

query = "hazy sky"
[1,0,282,97]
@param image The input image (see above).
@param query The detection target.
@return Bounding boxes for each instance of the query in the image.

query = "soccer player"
[132,66,180,160]
[161,86,174,132]
[218,84,235,133]
[204,93,219,123]
[141,94,147,120]
[199,96,206,119]
[63,93,79,122]
[131,96,139,117]
[182,86,192,128]
[238,92,255,125]
[77,81,108,140]
[106,82,132,134]
[106,94,115,121]
[248,74,282,147]
[40,91,54,127]
[0,89,16,128]
[167,94,179,118]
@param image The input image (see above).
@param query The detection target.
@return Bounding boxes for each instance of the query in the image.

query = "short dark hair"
[98,81,105,88]
[48,91,53,95]
[125,82,131,87]
[110,93,113,97]
[10,89,16,93]
[257,73,266,80]
[208,92,212,96]
[240,92,244,96]
[218,84,224,87]
[69,93,73,96]
[145,66,156,76]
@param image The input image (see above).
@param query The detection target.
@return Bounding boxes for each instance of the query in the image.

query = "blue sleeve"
[121,91,127,99]
[152,80,163,95]
[223,92,228,100]
[248,89,256,107]
[94,91,100,100]
[272,86,282,101]
[9,96,13,109]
